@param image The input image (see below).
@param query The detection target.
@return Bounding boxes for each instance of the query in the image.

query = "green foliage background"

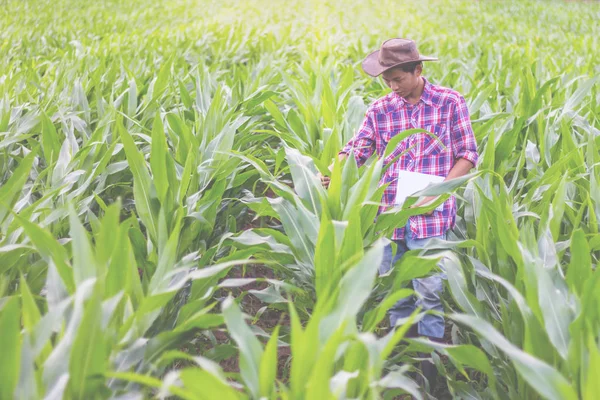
[0,0,599,399]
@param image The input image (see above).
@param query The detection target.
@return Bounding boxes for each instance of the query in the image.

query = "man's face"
[381,65,422,98]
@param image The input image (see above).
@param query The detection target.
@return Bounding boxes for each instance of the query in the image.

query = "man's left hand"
[410,196,438,216]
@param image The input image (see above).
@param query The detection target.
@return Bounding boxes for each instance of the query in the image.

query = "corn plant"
[1,0,600,399]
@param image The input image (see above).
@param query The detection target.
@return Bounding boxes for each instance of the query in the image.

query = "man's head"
[362,38,436,77]
[381,61,423,98]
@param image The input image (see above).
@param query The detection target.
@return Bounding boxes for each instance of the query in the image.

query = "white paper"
[394,170,445,211]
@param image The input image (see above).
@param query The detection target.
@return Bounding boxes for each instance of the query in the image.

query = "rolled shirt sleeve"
[339,109,376,167]
[451,95,479,166]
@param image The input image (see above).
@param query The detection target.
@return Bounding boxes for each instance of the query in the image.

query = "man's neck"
[404,77,425,105]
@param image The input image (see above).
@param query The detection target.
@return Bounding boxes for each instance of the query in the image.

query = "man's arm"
[445,158,474,180]
[319,110,377,187]
[450,95,479,167]
[339,109,377,165]
[411,158,474,214]
[412,95,479,214]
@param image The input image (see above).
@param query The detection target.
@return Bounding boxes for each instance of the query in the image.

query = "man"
[320,38,478,385]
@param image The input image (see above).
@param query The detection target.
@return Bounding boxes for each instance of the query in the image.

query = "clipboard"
[394,170,445,211]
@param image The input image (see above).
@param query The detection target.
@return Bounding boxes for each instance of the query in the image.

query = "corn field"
[1,0,599,398]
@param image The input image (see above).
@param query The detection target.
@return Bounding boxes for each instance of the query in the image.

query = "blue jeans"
[379,223,446,339]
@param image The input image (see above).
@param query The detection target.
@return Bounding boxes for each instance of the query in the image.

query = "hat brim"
[361,49,438,77]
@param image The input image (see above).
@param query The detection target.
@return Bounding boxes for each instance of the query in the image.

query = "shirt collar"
[393,76,434,107]
[420,77,434,106]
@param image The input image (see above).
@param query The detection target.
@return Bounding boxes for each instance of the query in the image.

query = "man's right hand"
[317,172,330,188]
[319,155,346,189]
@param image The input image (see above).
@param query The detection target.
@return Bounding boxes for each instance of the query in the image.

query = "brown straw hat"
[362,38,438,77]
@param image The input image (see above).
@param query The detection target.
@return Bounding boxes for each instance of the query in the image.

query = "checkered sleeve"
[451,95,479,166]
[339,109,376,167]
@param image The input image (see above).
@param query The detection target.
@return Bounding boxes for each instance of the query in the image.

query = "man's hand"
[318,155,347,189]
[317,172,331,188]
[408,158,475,216]
[410,195,438,216]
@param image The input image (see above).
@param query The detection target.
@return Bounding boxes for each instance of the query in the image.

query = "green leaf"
[450,313,577,400]
[549,176,567,241]
[0,147,37,224]
[69,204,97,286]
[566,229,592,295]
[178,144,196,203]
[584,334,600,400]
[96,200,121,266]
[179,80,193,108]
[314,211,338,300]
[304,325,345,400]
[16,332,39,400]
[117,117,158,241]
[410,171,483,198]
[285,146,325,214]
[148,206,183,294]
[446,345,496,386]
[342,158,382,221]
[380,311,418,361]
[106,371,195,400]
[222,296,263,398]
[394,251,440,284]
[269,197,315,266]
[377,369,423,400]
[289,300,315,395]
[150,112,170,206]
[244,88,277,110]
[40,112,61,167]
[20,275,41,333]
[152,58,172,102]
[69,283,107,399]
[362,289,413,332]
[559,75,599,119]
[259,325,280,398]
[106,223,136,299]
[325,153,343,218]
[179,368,242,400]
[534,252,573,360]
[444,253,486,318]
[320,241,384,338]
[338,210,364,269]
[16,214,75,292]
[145,312,224,364]
[383,128,441,158]
[127,78,137,120]
[0,297,21,400]
[415,338,497,395]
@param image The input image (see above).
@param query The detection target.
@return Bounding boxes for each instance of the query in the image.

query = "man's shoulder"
[427,82,465,106]
[366,93,398,115]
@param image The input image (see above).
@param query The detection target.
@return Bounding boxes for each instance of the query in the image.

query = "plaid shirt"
[340,77,479,240]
